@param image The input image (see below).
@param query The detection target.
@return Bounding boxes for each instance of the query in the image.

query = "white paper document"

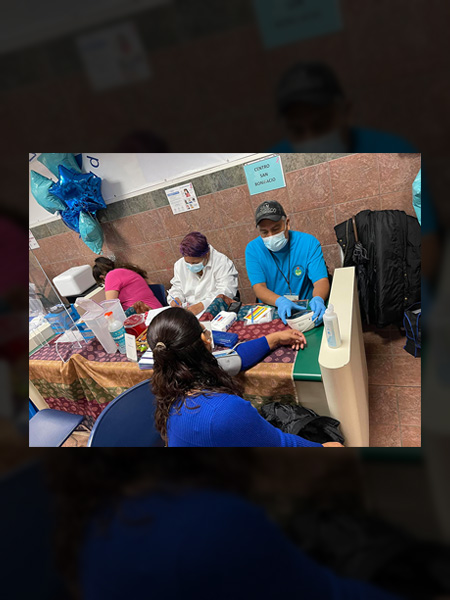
[165,182,199,215]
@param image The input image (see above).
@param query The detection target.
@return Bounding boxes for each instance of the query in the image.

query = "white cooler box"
[53,265,96,297]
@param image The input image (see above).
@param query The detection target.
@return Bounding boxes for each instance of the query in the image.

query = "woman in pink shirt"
[92,257,162,312]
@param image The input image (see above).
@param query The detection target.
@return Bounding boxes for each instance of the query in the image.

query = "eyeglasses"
[201,326,212,339]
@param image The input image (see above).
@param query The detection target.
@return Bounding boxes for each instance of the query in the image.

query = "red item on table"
[124,314,146,337]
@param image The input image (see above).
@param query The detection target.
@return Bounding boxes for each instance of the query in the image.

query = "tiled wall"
[30,152,421,304]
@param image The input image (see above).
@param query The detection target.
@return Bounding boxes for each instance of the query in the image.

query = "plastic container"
[212,330,239,348]
[323,304,342,348]
[44,304,80,334]
[124,314,146,337]
[52,265,96,297]
[105,311,126,354]
[81,308,117,354]
[100,299,126,325]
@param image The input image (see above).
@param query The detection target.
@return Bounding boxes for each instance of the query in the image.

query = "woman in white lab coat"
[167,232,238,316]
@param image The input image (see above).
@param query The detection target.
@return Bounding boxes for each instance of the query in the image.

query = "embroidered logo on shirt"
[294,265,304,277]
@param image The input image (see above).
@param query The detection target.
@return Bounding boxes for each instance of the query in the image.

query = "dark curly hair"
[147,307,243,443]
[92,256,148,286]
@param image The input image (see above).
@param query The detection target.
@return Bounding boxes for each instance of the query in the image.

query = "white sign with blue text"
[244,155,285,196]
[253,0,342,49]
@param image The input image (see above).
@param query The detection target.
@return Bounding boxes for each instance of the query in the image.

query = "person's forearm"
[235,337,270,371]
[312,278,330,301]
[265,332,282,350]
[253,284,280,306]
[198,296,214,311]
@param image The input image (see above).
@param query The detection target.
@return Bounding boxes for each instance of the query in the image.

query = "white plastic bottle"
[105,311,126,354]
[323,304,342,349]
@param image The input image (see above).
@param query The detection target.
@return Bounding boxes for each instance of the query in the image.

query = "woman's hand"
[266,329,307,350]
[322,442,345,447]
[170,298,182,308]
[132,301,150,314]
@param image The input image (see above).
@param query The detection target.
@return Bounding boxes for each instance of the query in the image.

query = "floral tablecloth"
[29,303,300,418]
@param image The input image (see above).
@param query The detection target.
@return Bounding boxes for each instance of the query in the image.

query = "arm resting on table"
[235,337,271,371]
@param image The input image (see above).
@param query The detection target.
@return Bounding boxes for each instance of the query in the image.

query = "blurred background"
[2,0,449,220]
[3,0,450,596]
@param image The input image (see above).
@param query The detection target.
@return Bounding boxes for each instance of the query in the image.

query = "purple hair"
[179,231,209,257]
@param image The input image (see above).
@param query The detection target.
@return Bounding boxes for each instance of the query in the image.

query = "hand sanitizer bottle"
[323,304,342,349]
[105,311,126,354]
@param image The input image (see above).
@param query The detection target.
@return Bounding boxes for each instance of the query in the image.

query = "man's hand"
[275,296,306,325]
[187,302,204,316]
[309,296,326,326]
[132,301,150,314]
[266,329,307,351]
[170,297,182,308]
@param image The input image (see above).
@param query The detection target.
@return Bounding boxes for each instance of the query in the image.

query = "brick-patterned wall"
[30,152,421,304]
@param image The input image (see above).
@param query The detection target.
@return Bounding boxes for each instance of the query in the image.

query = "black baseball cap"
[276,62,344,113]
[255,201,286,227]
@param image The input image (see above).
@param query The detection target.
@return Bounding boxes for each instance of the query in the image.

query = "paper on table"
[144,305,171,327]
[124,333,138,362]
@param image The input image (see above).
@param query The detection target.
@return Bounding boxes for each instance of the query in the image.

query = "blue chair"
[87,380,164,447]
[29,399,38,420]
[29,408,83,447]
[149,283,168,307]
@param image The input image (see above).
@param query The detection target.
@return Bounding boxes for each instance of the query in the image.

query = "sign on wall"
[244,155,285,195]
[29,229,40,249]
[76,21,151,92]
[165,182,199,214]
[253,0,342,49]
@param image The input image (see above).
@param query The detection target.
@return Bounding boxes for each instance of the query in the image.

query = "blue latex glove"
[309,296,326,326]
[275,296,306,325]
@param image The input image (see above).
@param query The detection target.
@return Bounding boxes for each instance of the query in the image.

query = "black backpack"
[403,302,421,357]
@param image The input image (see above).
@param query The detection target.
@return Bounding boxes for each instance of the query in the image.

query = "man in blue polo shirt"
[270,62,416,154]
[245,201,329,325]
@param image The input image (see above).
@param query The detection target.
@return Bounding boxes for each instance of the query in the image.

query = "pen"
[251,307,254,324]
[167,291,181,307]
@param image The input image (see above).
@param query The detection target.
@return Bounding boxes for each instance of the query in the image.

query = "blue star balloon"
[60,208,81,233]
[49,165,106,214]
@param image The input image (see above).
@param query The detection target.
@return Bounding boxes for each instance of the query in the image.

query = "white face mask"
[291,129,349,153]
[185,260,204,273]
[262,225,289,252]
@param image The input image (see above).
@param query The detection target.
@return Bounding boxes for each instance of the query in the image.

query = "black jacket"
[335,210,421,328]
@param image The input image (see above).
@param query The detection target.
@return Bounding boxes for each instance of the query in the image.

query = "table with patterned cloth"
[29,300,307,418]
[199,298,299,410]
[29,338,151,419]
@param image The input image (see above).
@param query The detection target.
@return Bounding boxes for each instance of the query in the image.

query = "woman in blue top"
[147,307,343,447]
[46,451,403,600]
